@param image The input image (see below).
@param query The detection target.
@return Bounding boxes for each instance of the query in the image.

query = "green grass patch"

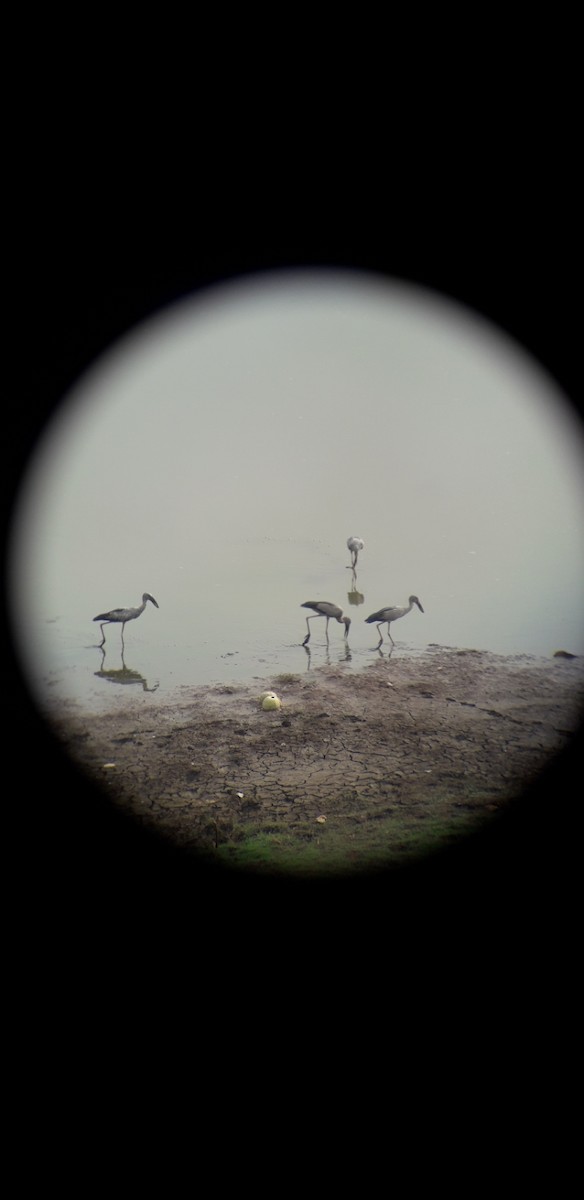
[215,805,483,877]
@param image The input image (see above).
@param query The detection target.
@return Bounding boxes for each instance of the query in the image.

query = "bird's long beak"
[416,601,424,612]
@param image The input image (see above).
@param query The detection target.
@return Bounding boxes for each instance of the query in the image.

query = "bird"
[93,592,159,647]
[347,536,364,568]
[301,601,351,646]
[365,596,424,648]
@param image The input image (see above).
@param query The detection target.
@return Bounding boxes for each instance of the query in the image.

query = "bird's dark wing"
[365,609,387,623]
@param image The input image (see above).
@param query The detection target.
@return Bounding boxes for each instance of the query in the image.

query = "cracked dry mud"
[53,647,583,873]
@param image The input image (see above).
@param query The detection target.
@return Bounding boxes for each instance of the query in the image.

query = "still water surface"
[8,270,584,715]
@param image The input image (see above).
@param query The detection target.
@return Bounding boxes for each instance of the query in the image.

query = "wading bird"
[301,601,351,646]
[93,592,159,648]
[365,596,424,648]
[347,536,364,568]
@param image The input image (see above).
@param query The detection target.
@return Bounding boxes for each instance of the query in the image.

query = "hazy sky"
[9,269,584,697]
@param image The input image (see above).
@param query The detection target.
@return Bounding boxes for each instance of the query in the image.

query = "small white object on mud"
[260,691,282,711]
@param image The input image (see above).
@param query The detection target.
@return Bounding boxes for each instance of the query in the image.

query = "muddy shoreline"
[50,645,584,877]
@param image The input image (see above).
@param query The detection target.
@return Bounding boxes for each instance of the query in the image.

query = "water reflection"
[303,642,352,670]
[373,644,395,660]
[95,646,159,692]
[347,566,365,606]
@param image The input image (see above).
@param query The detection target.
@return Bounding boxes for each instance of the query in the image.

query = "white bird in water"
[365,596,424,649]
[301,601,351,646]
[93,592,159,648]
[347,536,364,568]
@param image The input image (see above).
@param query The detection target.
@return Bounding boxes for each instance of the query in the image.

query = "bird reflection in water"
[347,567,364,607]
[95,646,159,692]
[346,537,365,605]
[303,641,352,670]
[374,642,395,661]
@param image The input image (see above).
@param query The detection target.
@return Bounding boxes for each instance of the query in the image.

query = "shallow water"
[13,533,578,718]
[8,271,584,715]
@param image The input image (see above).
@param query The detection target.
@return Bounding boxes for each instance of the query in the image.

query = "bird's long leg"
[121,623,126,651]
[302,616,314,646]
[388,626,396,646]
[99,623,107,647]
[325,617,330,643]
[376,622,384,649]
